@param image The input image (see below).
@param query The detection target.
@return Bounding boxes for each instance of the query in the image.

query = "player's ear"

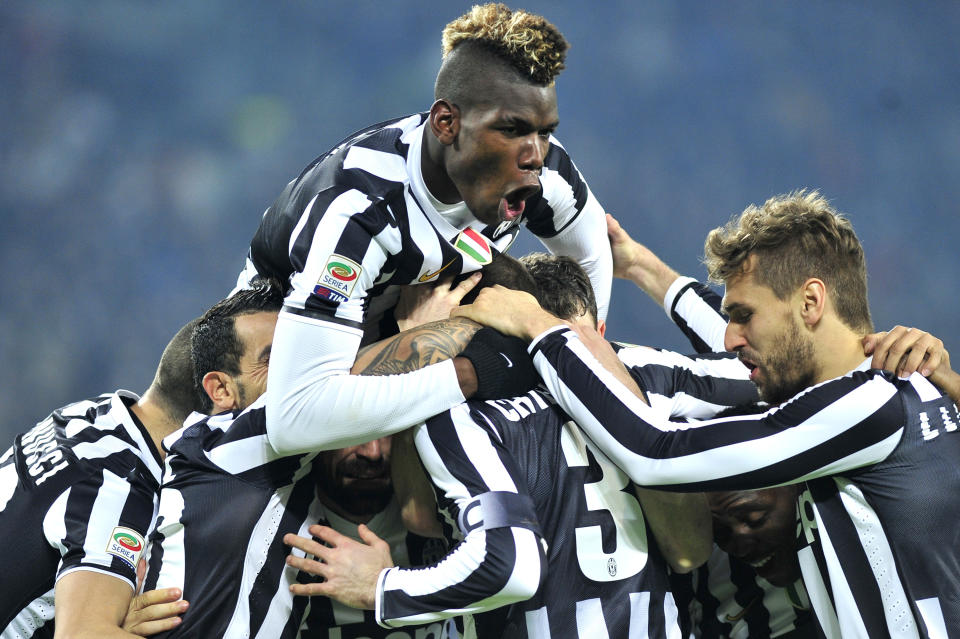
[429,99,460,146]
[201,371,238,413]
[799,278,826,328]
[597,319,607,338]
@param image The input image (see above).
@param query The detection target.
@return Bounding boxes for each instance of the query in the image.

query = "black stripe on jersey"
[728,558,772,637]
[281,304,363,331]
[523,142,589,238]
[670,281,725,355]
[383,526,522,621]
[58,469,103,558]
[539,332,900,459]
[806,478,891,639]
[246,471,319,638]
[628,355,758,408]
[424,410,495,498]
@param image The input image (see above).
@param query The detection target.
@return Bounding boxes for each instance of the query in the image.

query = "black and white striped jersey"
[237,112,612,455]
[529,320,960,637]
[0,391,162,639]
[376,348,758,638]
[145,397,455,639]
[670,545,813,639]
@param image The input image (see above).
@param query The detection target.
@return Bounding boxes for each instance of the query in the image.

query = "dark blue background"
[2,1,958,443]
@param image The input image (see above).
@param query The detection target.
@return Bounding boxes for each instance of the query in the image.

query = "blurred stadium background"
[2,1,959,443]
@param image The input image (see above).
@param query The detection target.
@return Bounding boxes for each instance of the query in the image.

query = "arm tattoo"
[354,318,480,376]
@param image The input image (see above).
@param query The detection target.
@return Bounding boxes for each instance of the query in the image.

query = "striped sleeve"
[529,327,905,492]
[524,139,612,321]
[47,461,157,590]
[376,404,545,628]
[616,346,759,421]
[663,276,728,354]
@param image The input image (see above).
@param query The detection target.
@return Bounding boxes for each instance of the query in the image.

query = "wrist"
[520,310,567,342]
[453,357,479,398]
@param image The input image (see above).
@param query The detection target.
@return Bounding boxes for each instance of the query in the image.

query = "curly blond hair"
[441,3,567,85]
[704,190,872,332]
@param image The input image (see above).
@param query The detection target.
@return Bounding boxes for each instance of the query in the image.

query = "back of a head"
[192,280,285,413]
[461,250,538,304]
[703,189,873,333]
[150,317,206,425]
[435,3,568,108]
[520,252,597,324]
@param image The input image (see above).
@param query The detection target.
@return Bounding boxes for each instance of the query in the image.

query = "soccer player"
[284,255,764,638]
[455,191,960,636]
[0,316,204,637]
[237,3,613,457]
[146,256,539,637]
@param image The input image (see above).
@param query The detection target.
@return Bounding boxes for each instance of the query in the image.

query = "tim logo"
[106,526,145,569]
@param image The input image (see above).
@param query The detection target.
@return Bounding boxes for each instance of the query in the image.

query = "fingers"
[135,587,183,607]
[869,325,945,377]
[447,271,482,302]
[356,523,388,550]
[125,592,188,635]
[136,556,147,592]
[606,213,625,240]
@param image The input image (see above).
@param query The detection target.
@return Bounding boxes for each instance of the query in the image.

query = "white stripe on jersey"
[151,487,186,591]
[627,591,650,639]
[205,432,282,475]
[289,192,319,256]
[80,468,133,572]
[664,277,727,352]
[0,463,16,512]
[526,606,550,638]
[534,329,901,486]
[42,489,70,557]
[456,416,519,494]
[663,593,682,639]
[576,598,610,638]
[916,599,948,639]
[815,479,918,638]
[343,145,408,181]
[222,485,300,638]
[1,589,55,639]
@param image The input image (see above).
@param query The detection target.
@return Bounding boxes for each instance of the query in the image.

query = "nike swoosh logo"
[500,353,513,368]
[418,257,458,282]
[724,596,759,623]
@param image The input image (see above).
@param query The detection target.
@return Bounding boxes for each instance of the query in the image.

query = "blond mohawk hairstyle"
[442,3,568,85]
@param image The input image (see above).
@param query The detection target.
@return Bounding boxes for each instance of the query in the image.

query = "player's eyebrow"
[258,345,272,363]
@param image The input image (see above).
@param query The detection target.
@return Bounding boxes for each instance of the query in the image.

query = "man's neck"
[130,389,183,461]
[812,318,867,384]
[420,127,460,205]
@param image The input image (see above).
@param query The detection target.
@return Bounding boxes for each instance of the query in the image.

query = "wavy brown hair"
[704,190,872,332]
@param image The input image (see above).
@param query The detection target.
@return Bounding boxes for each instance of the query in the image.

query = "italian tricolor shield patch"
[454,228,493,265]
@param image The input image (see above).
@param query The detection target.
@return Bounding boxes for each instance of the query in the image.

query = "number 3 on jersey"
[559,421,648,582]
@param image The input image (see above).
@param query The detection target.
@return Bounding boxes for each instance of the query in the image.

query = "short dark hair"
[520,252,597,323]
[148,317,206,425]
[191,280,284,413]
[460,250,538,304]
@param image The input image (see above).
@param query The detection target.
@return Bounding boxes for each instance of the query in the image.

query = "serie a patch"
[313,254,362,303]
[105,526,146,570]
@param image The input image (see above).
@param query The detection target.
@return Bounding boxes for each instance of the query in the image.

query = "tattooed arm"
[351,317,482,376]
[349,317,482,537]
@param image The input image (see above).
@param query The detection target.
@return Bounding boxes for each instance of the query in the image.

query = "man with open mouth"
[231,3,613,462]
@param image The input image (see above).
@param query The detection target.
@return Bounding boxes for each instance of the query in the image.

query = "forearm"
[55,571,139,639]
[377,527,543,628]
[632,486,711,572]
[529,327,901,491]
[266,314,466,454]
